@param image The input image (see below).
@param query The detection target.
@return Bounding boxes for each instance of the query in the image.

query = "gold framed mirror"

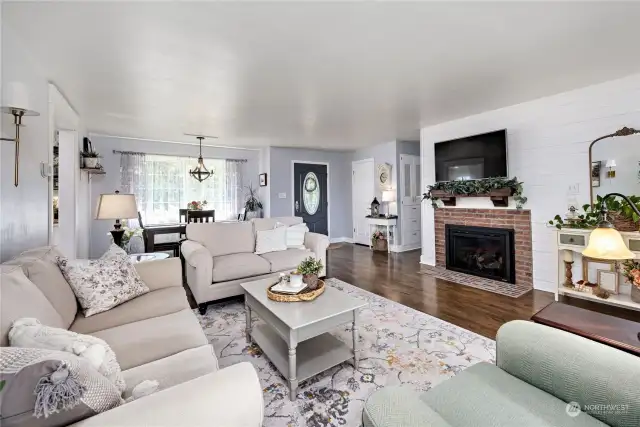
[588,126,640,206]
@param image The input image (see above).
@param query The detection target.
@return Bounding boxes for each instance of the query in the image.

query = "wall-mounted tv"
[434,129,507,182]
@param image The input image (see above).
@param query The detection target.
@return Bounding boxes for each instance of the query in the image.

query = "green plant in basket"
[297,256,323,290]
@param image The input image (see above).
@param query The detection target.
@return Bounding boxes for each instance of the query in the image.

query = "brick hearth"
[434,208,533,290]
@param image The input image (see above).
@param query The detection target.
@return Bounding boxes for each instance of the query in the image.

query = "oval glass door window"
[303,172,320,215]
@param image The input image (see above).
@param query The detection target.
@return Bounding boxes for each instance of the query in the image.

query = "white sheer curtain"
[119,152,246,224]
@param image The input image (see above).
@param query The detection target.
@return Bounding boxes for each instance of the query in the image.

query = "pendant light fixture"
[189,136,214,182]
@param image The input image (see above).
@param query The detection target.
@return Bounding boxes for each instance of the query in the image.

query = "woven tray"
[267,280,325,302]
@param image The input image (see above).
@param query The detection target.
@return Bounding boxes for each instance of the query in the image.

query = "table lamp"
[382,190,395,218]
[581,192,638,340]
[95,190,138,247]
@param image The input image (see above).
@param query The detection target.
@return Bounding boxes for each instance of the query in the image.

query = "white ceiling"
[4,2,640,150]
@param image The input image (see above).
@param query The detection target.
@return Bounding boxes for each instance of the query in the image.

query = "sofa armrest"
[364,386,452,427]
[70,362,263,427]
[304,232,330,277]
[497,320,640,427]
[134,258,182,291]
[181,240,213,304]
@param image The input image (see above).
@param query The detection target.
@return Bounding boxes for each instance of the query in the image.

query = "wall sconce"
[1,82,40,187]
[605,159,616,178]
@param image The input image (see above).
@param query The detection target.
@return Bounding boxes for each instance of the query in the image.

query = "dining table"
[143,223,187,254]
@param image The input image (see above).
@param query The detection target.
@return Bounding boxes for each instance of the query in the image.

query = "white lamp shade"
[582,227,635,260]
[382,190,395,202]
[3,82,31,110]
[605,160,617,168]
[95,193,138,220]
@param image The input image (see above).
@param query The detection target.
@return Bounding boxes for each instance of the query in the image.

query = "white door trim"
[291,160,331,237]
[351,158,375,244]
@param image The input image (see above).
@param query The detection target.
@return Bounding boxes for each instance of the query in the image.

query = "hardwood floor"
[327,243,639,339]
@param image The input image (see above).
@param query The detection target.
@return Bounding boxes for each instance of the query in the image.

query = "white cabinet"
[400,154,421,248]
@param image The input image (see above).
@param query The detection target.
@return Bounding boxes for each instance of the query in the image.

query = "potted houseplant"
[81,150,100,168]
[244,183,263,219]
[549,194,640,230]
[296,256,323,290]
[622,259,640,303]
[371,230,387,251]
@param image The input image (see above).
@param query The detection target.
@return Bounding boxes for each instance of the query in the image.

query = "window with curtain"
[120,153,245,225]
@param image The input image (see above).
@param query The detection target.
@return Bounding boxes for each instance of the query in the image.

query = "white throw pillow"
[57,254,149,317]
[9,317,126,394]
[255,226,288,255]
[286,223,309,249]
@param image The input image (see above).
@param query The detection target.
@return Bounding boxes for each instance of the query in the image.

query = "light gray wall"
[0,26,51,261]
[268,147,352,239]
[352,141,398,213]
[89,135,260,257]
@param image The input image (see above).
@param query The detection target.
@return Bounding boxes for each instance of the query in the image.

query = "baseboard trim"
[391,244,421,253]
[330,237,354,244]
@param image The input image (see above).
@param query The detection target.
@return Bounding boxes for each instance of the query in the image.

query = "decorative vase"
[631,285,640,304]
[83,157,98,168]
[303,273,319,290]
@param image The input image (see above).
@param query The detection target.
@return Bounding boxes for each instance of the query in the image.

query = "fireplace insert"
[445,224,515,284]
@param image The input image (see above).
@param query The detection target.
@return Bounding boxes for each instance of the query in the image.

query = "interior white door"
[352,160,374,245]
[400,155,420,206]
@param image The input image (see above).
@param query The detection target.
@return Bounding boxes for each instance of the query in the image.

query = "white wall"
[420,73,640,292]
[88,135,260,257]
[352,141,398,215]
[0,25,51,261]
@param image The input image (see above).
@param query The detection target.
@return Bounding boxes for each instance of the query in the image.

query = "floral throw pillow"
[57,255,149,317]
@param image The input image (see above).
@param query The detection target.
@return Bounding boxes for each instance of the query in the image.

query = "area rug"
[419,265,532,298]
[197,278,496,427]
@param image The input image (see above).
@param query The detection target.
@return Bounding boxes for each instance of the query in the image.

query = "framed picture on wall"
[591,160,601,187]
[259,173,267,187]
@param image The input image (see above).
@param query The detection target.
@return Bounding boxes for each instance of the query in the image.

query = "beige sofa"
[1,247,263,426]
[182,217,330,313]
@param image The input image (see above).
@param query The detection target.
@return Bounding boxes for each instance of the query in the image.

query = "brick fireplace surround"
[434,208,533,290]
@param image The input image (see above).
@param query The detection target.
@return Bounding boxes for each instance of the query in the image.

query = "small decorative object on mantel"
[371,230,388,252]
[296,256,323,290]
[187,200,208,210]
[422,177,527,209]
[622,259,640,303]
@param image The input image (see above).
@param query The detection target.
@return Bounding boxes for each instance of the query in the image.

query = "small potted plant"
[371,230,387,251]
[296,256,323,290]
[81,150,100,168]
[245,183,263,219]
[187,200,207,210]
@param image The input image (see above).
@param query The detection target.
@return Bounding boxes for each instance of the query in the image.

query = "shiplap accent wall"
[420,73,640,292]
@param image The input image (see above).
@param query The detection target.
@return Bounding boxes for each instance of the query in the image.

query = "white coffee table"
[241,278,367,401]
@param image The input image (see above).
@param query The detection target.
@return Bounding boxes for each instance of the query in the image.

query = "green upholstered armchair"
[363,320,640,427]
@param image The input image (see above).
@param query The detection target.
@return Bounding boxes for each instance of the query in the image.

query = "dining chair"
[186,209,215,223]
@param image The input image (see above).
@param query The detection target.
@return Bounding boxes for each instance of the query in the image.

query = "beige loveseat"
[181,217,330,313]
[1,247,263,426]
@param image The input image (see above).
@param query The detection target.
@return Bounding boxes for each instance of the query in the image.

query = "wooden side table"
[531,302,640,356]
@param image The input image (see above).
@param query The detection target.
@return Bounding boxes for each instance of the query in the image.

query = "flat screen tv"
[434,130,507,182]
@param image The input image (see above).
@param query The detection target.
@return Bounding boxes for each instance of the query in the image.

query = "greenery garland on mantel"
[422,177,528,209]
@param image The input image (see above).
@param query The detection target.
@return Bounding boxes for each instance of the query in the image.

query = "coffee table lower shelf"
[251,323,354,384]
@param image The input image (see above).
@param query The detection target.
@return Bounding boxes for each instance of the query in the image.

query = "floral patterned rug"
[196,278,496,427]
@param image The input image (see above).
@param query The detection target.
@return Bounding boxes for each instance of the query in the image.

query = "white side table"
[366,216,398,253]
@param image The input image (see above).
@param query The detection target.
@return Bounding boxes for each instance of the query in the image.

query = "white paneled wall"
[420,73,640,292]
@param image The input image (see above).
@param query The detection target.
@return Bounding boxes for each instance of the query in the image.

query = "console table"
[366,216,397,253]
[532,302,640,356]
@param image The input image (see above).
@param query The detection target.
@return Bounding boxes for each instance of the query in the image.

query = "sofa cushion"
[186,222,254,257]
[121,345,218,400]
[3,246,77,327]
[252,216,303,233]
[255,226,287,255]
[0,347,123,427]
[58,255,150,317]
[0,265,65,346]
[260,249,311,273]
[212,253,271,283]
[90,309,208,370]
[70,287,189,335]
[420,362,607,427]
